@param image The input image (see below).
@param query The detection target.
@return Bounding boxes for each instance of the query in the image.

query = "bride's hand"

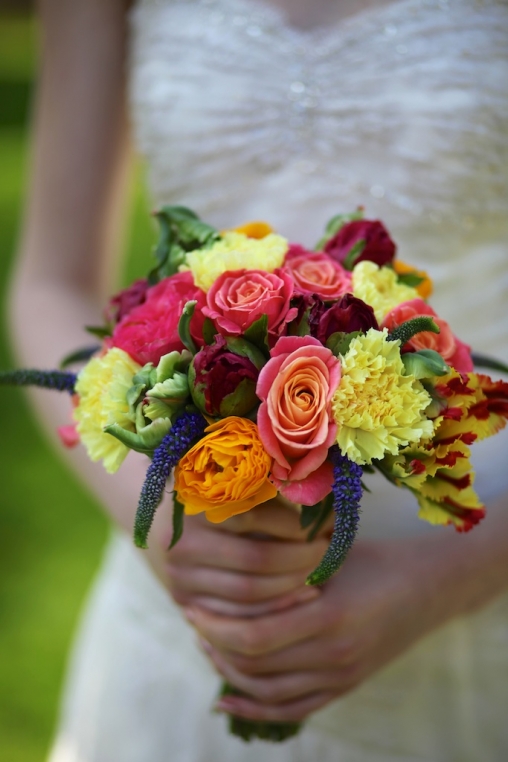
[183,524,508,722]
[155,499,329,617]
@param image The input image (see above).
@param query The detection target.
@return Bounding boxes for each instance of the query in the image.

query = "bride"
[11,0,508,760]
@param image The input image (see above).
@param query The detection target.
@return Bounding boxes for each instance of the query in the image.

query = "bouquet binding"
[3,206,508,743]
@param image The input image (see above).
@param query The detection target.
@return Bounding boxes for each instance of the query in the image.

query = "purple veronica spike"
[0,369,77,394]
[134,411,207,548]
[306,449,363,586]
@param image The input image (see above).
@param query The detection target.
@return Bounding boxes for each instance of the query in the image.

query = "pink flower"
[284,245,352,301]
[382,298,473,373]
[111,272,206,366]
[203,268,296,341]
[256,336,341,504]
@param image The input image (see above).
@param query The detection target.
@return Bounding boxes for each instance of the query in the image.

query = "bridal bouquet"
[3,207,508,741]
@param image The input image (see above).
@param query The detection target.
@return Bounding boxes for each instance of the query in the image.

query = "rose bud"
[189,335,263,418]
[315,294,379,344]
[105,278,149,324]
[324,219,396,270]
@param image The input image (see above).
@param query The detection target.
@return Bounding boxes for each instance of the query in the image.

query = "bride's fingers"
[185,588,319,617]
[215,690,338,723]
[169,523,329,576]
[167,564,313,603]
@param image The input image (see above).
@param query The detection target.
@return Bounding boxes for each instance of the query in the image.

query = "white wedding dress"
[49,0,508,760]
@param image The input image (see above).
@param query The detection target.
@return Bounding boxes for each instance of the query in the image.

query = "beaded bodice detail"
[129,0,508,356]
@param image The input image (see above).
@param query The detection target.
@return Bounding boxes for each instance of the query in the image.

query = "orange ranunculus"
[174,416,276,523]
[393,260,433,298]
[233,221,273,239]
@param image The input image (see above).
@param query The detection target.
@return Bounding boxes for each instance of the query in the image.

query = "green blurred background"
[0,8,156,760]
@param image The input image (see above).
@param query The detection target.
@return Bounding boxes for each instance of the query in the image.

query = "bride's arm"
[9,0,325,610]
[9,0,142,534]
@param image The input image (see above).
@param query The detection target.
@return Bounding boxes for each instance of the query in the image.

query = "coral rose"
[324,219,396,269]
[381,299,473,373]
[284,245,352,301]
[111,272,206,366]
[256,336,341,504]
[203,268,296,340]
[174,417,276,523]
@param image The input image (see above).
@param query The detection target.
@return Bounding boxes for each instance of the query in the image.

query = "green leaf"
[85,324,112,339]
[315,209,364,250]
[178,300,198,355]
[396,272,425,288]
[300,503,321,529]
[243,314,270,357]
[169,493,185,550]
[202,317,217,345]
[105,417,172,453]
[219,378,259,417]
[225,337,267,370]
[59,345,100,368]
[471,352,508,375]
[307,492,334,542]
[325,331,361,357]
[342,238,366,271]
[387,316,440,346]
[149,206,220,283]
[402,349,450,379]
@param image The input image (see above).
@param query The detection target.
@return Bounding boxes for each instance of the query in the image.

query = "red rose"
[111,272,206,366]
[324,220,396,269]
[315,294,379,344]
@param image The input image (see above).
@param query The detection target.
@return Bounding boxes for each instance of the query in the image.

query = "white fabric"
[49,0,508,759]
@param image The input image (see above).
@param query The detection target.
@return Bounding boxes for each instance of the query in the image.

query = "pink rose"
[324,219,396,269]
[284,245,352,301]
[382,298,473,373]
[203,268,296,341]
[111,272,206,366]
[256,336,341,504]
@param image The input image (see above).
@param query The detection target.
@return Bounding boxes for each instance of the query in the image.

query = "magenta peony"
[111,272,206,366]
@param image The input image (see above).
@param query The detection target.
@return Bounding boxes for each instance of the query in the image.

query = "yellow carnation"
[183,231,288,291]
[74,348,141,473]
[352,261,419,323]
[331,329,434,465]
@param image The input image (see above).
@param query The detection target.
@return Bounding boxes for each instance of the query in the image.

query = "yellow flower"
[174,416,277,522]
[331,329,434,465]
[183,231,288,291]
[232,221,273,239]
[74,348,140,473]
[352,261,419,323]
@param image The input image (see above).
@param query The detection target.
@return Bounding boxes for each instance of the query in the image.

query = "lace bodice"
[129,0,508,359]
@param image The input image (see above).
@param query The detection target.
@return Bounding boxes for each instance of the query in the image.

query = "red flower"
[105,279,149,324]
[324,219,396,269]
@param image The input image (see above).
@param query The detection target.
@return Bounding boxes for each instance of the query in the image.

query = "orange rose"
[174,417,277,522]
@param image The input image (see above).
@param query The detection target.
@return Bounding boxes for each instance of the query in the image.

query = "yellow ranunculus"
[74,348,140,473]
[352,260,419,323]
[332,329,434,465]
[183,231,288,291]
[174,416,277,522]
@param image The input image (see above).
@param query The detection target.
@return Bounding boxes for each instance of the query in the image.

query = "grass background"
[0,11,156,760]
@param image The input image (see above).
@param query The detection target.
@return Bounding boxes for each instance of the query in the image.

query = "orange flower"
[232,221,273,239]
[393,260,433,298]
[174,417,277,523]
